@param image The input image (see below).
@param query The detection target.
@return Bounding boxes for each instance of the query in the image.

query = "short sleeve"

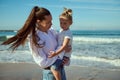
[64,30,72,40]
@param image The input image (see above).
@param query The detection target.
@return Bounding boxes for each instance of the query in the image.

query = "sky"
[0,0,120,30]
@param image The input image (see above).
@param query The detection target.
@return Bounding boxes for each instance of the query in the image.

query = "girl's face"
[59,17,71,30]
[37,15,52,32]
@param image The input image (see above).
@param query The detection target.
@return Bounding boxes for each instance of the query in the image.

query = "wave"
[72,30,120,36]
[71,55,120,67]
[73,36,120,43]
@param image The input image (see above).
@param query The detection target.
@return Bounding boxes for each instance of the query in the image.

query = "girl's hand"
[48,51,56,58]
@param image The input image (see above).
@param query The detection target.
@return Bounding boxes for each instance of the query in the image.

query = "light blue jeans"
[42,65,66,80]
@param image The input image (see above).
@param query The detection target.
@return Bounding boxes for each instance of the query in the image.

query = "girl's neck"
[62,28,69,31]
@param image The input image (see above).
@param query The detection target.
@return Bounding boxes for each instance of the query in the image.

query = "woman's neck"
[37,27,48,33]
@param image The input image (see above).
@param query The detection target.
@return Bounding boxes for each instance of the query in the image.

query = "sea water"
[0,30,120,70]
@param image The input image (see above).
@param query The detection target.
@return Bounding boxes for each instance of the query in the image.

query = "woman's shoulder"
[49,27,56,31]
[49,28,58,34]
[49,28,58,38]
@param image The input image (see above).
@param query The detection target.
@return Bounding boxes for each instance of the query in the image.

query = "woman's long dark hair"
[1,6,51,51]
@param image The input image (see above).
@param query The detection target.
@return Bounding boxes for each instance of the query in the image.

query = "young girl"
[1,6,70,80]
[48,8,73,80]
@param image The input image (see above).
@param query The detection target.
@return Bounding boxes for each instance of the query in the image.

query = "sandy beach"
[0,63,120,80]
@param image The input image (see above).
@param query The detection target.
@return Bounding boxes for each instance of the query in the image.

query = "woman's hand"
[62,56,70,65]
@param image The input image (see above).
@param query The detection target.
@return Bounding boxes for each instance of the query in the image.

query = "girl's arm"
[48,38,70,58]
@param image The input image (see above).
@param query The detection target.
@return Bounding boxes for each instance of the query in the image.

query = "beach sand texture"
[0,63,120,80]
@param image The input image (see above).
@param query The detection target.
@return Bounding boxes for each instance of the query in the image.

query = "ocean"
[0,30,120,70]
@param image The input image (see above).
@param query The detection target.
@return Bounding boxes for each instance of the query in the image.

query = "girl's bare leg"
[51,68,61,80]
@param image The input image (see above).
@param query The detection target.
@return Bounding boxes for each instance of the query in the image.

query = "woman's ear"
[36,19,40,23]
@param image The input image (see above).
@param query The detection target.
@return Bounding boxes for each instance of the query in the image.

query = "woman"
[2,6,69,80]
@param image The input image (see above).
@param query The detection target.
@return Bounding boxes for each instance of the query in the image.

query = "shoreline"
[0,62,120,71]
[0,62,120,80]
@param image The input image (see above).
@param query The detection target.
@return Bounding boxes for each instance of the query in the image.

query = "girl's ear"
[70,21,73,25]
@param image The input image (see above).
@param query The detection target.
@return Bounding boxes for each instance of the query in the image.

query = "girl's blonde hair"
[60,7,73,24]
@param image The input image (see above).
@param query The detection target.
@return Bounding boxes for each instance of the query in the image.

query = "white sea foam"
[71,55,120,67]
[73,36,120,43]
[6,35,14,38]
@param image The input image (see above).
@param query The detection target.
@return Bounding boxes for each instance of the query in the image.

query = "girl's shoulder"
[62,29,72,35]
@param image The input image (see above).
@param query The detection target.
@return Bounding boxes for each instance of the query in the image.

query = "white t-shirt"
[57,29,73,58]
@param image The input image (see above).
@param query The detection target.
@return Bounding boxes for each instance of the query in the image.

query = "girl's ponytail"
[63,7,72,16]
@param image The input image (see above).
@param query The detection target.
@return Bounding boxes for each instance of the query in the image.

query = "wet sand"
[0,63,120,80]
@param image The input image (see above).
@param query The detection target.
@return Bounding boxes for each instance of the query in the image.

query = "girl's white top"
[58,29,73,58]
[29,29,59,68]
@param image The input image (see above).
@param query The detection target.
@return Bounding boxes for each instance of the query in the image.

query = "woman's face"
[37,15,52,32]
